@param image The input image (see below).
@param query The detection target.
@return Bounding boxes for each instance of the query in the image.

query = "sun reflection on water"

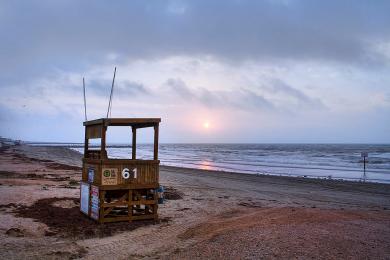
[200,160,214,171]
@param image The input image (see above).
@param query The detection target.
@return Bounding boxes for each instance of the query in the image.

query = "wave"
[67,143,390,183]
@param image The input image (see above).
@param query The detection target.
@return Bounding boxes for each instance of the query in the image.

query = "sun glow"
[203,122,210,129]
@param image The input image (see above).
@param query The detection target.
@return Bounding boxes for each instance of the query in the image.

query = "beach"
[0,144,390,259]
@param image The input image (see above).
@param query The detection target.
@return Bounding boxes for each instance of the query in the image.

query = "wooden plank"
[101,126,107,159]
[102,216,131,223]
[99,183,159,190]
[132,215,155,221]
[83,118,104,126]
[105,118,161,125]
[103,207,115,216]
[84,118,161,126]
[144,165,148,183]
[154,189,158,219]
[102,202,129,207]
[86,125,102,139]
[128,189,133,222]
[99,190,106,223]
[101,159,160,165]
[132,123,157,129]
[84,127,88,156]
[131,199,157,205]
[132,127,136,160]
[154,124,159,160]
[83,158,159,165]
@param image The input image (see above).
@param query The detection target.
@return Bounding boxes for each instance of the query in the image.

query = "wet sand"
[0,144,389,259]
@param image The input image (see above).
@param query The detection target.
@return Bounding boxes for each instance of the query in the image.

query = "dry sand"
[0,144,389,259]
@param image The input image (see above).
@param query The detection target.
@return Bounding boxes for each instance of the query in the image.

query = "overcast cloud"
[0,0,389,142]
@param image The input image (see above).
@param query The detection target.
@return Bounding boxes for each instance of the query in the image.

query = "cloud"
[1,1,390,142]
[89,80,148,96]
[1,0,390,86]
[264,79,325,109]
[165,78,274,110]
[166,78,194,100]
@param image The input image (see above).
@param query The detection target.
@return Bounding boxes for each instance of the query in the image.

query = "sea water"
[55,143,390,184]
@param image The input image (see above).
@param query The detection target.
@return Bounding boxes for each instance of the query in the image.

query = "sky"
[0,0,389,143]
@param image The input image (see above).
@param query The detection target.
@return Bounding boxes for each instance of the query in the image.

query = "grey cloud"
[237,88,275,110]
[166,78,194,99]
[118,81,149,96]
[386,93,390,103]
[85,79,148,97]
[1,0,390,86]
[198,88,224,108]
[166,78,273,110]
[265,79,325,109]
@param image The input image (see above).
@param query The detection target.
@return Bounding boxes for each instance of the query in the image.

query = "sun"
[203,122,210,129]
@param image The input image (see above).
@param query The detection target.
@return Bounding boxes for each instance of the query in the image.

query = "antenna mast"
[83,77,87,121]
[106,67,117,118]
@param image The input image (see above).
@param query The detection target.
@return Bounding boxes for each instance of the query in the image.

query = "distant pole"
[361,152,368,182]
[83,77,87,121]
[364,156,366,180]
[106,67,117,118]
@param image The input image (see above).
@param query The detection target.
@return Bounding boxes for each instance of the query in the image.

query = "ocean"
[55,143,390,184]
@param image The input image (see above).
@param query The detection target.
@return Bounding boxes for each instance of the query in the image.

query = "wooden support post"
[84,127,88,157]
[99,190,106,224]
[145,189,150,214]
[154,124,159,160]
[101,126,107,159]
[154,188,158,220]
[135,191,141,211]
[128,189,133,222]
[132,127,136,160]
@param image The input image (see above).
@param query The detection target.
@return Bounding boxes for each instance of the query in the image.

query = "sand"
[0,144,389,259]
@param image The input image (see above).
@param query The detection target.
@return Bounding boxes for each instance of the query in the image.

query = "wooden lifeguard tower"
[80,118,161,223]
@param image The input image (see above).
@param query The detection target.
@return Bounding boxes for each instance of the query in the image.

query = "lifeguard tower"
[79,118,161,223]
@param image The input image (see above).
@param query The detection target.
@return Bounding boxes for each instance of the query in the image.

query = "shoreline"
[11,137,388,184]
[0,144,389,258]
[18,142,390,184]
[161,164,390,185]
[6,143,390,197]
[68,144,390,184]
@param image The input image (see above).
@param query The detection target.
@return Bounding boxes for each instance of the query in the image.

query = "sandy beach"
[0,143,389,259]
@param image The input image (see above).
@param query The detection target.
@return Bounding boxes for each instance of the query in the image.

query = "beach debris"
[58,184,78,189]
[46,247,88,259]
[12,197,169,239]
[6,227,25,237]
[237,202,262,208]
[44,230,57,236]
[68,179,79,186]
[51,199,78,209]
[157,185,164,204]
[163,186,183,200]
[177,208,190,211]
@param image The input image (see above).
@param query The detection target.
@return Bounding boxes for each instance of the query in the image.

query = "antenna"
[106,67,117,118]
[83,77,88,121]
